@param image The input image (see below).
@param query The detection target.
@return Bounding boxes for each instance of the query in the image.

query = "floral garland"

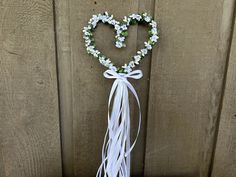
[83,12,159,73]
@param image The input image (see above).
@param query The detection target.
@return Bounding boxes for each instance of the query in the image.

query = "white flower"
[122,64,132,73]
[143,13,148,17]
[129,61,135,68]
[107,15,113,22]
[99,58,105,64]
[103,59,111,67]
[136,15,142,21]
[115,24,120,30]
[151,35,159,42]
[83,35,89,40]
[134,55,141,64]
[151,28,157,35]
[91,21,98,28]
[130,14,142,21]
[87,45,95,51]
[121,25,127,30]
[137,51,142,56]
[83,26,91,32]
[130,14,136,19]
[144,42,152,50]
[150,20,157,28]
[141,49,148,56]
[100,15,108,23]
[119,37,125,42]
[116,41,123,48]
[117,29,122,35]
[109,19,118,25]
[93,50,100,57]
[124,16,131,24]
[144,16,151,22]
[85,39,91,45]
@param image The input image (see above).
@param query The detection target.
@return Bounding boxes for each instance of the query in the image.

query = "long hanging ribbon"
[96,69,143,177]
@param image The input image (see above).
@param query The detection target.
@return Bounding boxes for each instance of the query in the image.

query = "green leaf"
[117,68,125,73]
[148,31,153,36]
[130,20,137,25]
[121,31,128,37]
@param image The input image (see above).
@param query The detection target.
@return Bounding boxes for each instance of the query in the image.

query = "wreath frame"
[83,12,159,73]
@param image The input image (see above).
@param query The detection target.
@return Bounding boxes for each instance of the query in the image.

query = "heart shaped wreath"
[83,12,159,73]
[83,12,159,177]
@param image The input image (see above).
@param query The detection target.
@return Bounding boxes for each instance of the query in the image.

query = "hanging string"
[96,69,143,177]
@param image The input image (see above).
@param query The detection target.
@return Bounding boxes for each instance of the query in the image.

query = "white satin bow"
[96,69,143,177]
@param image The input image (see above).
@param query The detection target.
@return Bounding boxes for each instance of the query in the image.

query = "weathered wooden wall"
[0,0,235,177]
[0,0,62,177]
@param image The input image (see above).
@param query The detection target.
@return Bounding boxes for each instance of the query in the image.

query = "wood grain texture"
[211,9,236,177]
[0,0,62,176]
[144,0,235,176]
[54,0,74,176]
[55,0,157,176]
[132,0,155,176]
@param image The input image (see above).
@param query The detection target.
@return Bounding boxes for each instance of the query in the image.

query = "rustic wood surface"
[54,0,74,176]
[144,0,235,176]
[0,0,62,177]
[1,0,236,176]
[211,9,236,177]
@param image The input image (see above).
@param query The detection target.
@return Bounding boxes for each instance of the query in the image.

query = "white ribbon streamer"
[96,69,143,177]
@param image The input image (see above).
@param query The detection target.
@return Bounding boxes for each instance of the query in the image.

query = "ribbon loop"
[97,69,142,177]
[103,69,143,80]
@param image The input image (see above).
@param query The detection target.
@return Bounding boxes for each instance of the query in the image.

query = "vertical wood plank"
[211,8,236,177]
[54,0,74,176]
[55,0,156,176]
[144,0,235,176]
[0,0,62,177]
[132,0,155,176]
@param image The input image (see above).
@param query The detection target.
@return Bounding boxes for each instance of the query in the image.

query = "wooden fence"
[0,0,235,176]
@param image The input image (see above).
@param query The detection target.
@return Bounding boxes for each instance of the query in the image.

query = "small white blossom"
[141,49,148,56]
[110,19,118,25]
[100,15,108,23]
[85,39,91,45]
[151,35,159,42]
[151,28,157,35]
[87,45,95,51]
[115,24,120,30]
[123,16,131,24]
[115,41,123,48]
[134,55,141,64]
[122,64,132,73]
[83,35,89,40]
[117,29,122,35]
[99,58,105,64]
[137,51,142,55]
[143,13,148,17]
[144,16,151,22]
[119,37,125,42]
[129,61,135,68]
[130,14,142,21]
[150,20,157,28]
[136,15,142,21]
[83,31,90,36]
[121,25,127,30]
[93,50,100,57]
[144,42,152,50]
[103,59,111,67]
